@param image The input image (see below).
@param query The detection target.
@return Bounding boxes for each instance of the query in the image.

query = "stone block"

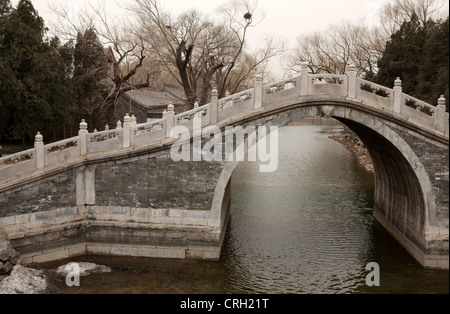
[169,209,182,219]
[68,243,87,258]
[201,248,221,260]
[185,249,203,260]
[138,247,186,259]
[32,249,69,264]
[6,232,25,240]
[87,244,111,255]
[111,246,138,257]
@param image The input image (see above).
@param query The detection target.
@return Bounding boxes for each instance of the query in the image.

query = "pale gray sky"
[11,0,450,77]
[20,0,392,48]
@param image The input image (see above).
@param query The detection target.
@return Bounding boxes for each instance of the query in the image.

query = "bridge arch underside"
[213,103,448,269]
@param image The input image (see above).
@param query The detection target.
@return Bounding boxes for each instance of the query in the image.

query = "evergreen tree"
[0,0,12,139]
[72,28,109,130]
[374,13,449,111]
[375,14,430,96]
[44,37,77,139]
[0,0,84,142]
[417,17,449,110]
[0,0,52,144]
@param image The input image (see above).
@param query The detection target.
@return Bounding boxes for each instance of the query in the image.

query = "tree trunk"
[199,61,224,105]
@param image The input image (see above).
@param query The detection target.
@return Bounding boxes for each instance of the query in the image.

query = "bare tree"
[132,0,284,108]
[285,22,358,75]
[380,0,447,36]
[285,0,448,78]
[49,1,146,116]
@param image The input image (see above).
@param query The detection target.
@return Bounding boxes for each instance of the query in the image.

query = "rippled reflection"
[221,120,376,294]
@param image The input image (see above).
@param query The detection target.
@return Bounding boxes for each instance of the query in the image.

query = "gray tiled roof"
[125,85,186,108]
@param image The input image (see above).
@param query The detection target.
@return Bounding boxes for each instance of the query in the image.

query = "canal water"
[42,119,448,294]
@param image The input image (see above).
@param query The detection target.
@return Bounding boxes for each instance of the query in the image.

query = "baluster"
[35,132,45,169]
[348,64,357,99]
[300,61,309,96]
[436,95,447,134]
[393,77,403,114]
[210,88,218,124]
[79,120,88,156]
[254,73,263,109]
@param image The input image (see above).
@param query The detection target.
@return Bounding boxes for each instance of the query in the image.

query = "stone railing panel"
[133,119,166,146]
[45,137,80,166]
[356,78,393,111]
[402,94,436,117]
[218,89,254,111]
[0,148,35,184]
[308,74,348,96]
[0,148,35,166]
[402,103,436,130]
[263,77,300,105]
[175,104,210,130]
[87,129,123,154]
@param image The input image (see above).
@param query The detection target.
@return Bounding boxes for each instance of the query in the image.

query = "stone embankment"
[330,127,374,173]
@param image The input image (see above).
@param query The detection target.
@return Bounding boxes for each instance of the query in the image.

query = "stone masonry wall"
[94,151,225,211]
[0,170,77,218]
[392,127,449,228]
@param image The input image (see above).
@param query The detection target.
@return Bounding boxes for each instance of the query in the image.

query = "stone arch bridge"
[1,64,448,269]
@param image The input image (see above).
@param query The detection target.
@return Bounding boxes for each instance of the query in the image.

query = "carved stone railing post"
[348,64,357,99]
[123,113,131,148]
[130,115,137,147]
[299,61,309,96]
[210,88,218,124]
[435,95,447,134]
[166,104,175,138]
[393,77,403,114]
[79,120,88,156]
[194,101,202,119]
[34,132,45,169]
[254,73,263,109]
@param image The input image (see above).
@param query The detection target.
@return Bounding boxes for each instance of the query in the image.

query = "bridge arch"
[1,70,447,269]
[210,100,439,268]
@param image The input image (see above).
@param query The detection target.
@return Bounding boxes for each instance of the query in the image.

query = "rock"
[55,262,112,278]
[0,265,48,294]
[0,233,19,276]
[0,262,13,275]
[0,241,13,262]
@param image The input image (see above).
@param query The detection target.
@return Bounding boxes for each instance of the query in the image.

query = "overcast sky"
[19,0,393,46]
[11,0,450,77]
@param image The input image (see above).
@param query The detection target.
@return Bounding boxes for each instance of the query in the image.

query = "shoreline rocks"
[330,129,374,173]
[0,265,49,294]
[0,233,19,279]
[0,262,112,294]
